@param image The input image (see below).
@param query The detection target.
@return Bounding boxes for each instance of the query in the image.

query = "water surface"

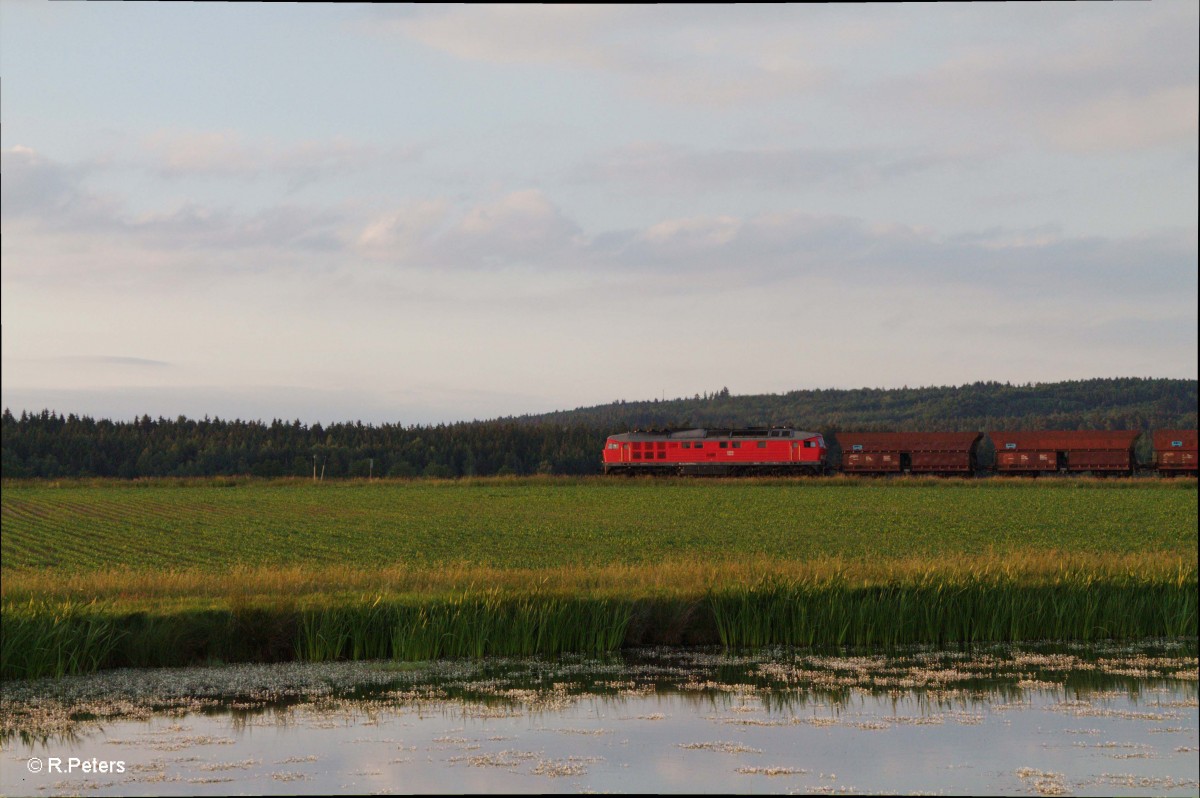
[2,642,1196,795]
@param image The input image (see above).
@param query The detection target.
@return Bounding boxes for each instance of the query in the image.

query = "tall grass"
[3,563,1193,679]
[0,601,301,679]
[709,564,1198,649]
[0,592,634,679]
[0,600,124,680]
[297,592,632,662]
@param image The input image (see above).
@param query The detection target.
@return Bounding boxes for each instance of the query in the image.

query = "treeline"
[523,378,1198,433]
[2,378,1195,479]
[0,412,601,479]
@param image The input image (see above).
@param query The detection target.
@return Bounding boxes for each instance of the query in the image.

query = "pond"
[2,642,1196,795]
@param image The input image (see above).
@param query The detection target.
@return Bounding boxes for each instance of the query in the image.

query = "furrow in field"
[1,499,59,522]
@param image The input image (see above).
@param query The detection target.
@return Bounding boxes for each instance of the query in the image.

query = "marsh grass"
[3,558,1193,679]
[0,600,124,680]
[297,593,632,662]
[709,565,1198,649]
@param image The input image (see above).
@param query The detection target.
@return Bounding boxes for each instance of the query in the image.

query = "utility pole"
[369,458,374,480]
[312,455,317,483]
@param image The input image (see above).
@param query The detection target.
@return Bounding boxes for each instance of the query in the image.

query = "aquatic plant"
[708,563,1198,649]
[0,600,123,680]
[296,592,633,662]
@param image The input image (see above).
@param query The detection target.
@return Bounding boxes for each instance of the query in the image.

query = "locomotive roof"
[608,427,821,442]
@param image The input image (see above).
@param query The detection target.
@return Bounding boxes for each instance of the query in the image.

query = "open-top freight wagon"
[989,430,1141,476]
[1153,429,1198,477]
[838,432,982,476]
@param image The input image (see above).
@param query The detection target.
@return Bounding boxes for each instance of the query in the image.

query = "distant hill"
[2,378,1195,478]
[519,378,1198,433]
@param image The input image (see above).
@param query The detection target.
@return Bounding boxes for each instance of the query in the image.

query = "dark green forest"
[2,378,1195,478]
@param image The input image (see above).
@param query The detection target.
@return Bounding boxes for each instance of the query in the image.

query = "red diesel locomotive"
[602,427,827,476]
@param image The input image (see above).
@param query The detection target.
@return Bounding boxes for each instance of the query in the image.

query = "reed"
[0,600,124,680]
[708,565,1198,649]
[296,592,633,662]
[3,563,1192,679]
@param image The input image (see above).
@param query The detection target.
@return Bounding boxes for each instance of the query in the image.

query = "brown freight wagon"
[988,430,1140,476]
[1153,429,1198,477]
[838,432,982,476]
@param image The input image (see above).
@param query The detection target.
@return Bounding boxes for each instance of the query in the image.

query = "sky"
[2,3,1197,425]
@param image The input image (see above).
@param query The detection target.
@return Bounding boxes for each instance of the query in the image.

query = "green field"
[4,477,1195,572]
[1,477,1196,677]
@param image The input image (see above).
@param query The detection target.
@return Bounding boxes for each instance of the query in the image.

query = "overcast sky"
[2,3,1196,425]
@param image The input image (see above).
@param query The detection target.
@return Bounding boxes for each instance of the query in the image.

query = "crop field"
[1,477,1196,677]
[3,477,1195,575]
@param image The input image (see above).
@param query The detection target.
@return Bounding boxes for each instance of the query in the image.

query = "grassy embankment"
[2,476,1196,678]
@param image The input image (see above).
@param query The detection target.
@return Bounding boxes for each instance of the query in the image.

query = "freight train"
[601,427,1197,477]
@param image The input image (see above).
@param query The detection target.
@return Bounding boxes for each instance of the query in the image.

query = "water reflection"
[1,641,1196,795]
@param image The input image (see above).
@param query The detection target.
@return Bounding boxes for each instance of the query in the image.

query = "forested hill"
[2,378,1195,479]
[520,378,1198,433]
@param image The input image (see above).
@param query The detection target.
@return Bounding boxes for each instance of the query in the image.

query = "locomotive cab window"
[682,442,691,449]
[757,441,767,448]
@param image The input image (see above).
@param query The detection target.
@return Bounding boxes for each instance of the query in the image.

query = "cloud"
[52,356,171,368]
[354,199,450,258]
[375,6,832,106]
[880,4,1199,153]
[128,202,346,253]
[590,210,1196,309]
[354,189,582,268]
[139,129,415,187]
[4,144,1194,310]
[0,146,121,228]
[375,4,1197,133]
[1041,85,1199,154]
[577,143,961,192]
[1,147,347,270]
